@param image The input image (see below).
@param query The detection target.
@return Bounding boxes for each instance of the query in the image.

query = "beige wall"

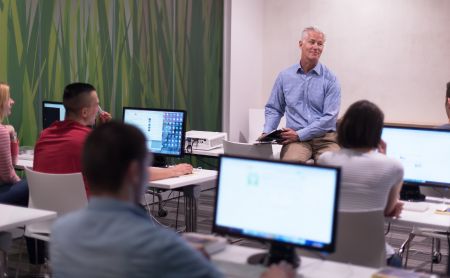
[227,0,450,141]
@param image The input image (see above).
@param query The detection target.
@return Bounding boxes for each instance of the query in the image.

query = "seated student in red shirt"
[30,82,192,266]
[34,82,193,196]
[33,83,111,195]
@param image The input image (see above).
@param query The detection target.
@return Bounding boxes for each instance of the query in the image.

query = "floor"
[5,188,449,277]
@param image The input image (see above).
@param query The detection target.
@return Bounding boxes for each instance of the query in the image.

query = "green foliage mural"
[0,0,223,147]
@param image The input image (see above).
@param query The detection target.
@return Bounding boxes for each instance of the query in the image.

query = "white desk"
[0,205,56,275]
[185,147,224,157]
[149,169,217,190]
[185,144,283,159]
[148,170,217,232]
[390,198,450,230]
[212,245,378,278]
[0,204,57,231]
[15,153,33,170]
[388,197,450,265]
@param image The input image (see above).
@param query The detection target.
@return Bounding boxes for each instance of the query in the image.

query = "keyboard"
[403,202,429,212]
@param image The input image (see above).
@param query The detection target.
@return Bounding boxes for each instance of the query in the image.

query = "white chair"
[24,168,88,241]
[223,140,273,159]
[328,210,386,268]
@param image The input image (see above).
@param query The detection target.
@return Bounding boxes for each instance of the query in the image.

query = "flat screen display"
[213,155,340,253]
[382,125,450,187]
[42,101,66,129]
[123,107,186,157]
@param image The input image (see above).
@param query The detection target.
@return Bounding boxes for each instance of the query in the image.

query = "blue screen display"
[123,108,186,157]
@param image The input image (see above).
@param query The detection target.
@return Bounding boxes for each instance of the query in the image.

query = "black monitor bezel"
[383,124,450,189]
[122,106,187,158]
[212,154,341,254]
[42,100,65,129]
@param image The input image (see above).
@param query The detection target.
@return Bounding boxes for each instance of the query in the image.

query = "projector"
[185,130,227,150]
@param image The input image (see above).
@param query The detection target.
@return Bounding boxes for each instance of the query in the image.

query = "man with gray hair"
[261,26,341,162]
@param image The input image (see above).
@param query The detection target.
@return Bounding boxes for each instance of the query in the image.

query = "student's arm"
[148,164,193,181]
[0,127,20,183]
[384,180,403,217]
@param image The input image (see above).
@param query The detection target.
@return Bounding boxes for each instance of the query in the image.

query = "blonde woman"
[0,82,28,206]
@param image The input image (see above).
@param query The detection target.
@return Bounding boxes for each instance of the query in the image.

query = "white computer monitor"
[122,107,186,157]
[42,101,66,129]
[213,155,340,267]
[382,125,450,188]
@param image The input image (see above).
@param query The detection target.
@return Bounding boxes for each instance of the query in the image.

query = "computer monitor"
[42,101,66,129]
[122,107,186,158]
[382,125,450,199]
[213,155,341,267]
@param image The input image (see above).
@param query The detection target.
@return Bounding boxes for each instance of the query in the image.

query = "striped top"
[0,125,20,185]
[318,149,404,211]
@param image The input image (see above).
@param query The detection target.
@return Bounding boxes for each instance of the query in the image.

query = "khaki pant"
[280,132,339,163]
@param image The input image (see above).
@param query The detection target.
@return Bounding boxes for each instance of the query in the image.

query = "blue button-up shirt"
[264,62,341,141]
[50,197,222,278]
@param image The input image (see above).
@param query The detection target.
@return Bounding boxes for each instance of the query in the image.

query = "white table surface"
[148,169,217,190]
[185,144,283,159]
[16,153,34,170]
[185,147,224,157]
[390,197,450,230]
[212,245,377,278]
[0,204,56,231]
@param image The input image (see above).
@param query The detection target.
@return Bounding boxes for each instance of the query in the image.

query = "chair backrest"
[328,210,386,268]
[223,140,273,159]
[25,168,88,235]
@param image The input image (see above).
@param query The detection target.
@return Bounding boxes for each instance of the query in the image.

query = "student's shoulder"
[0,126,9,140]
[51,210,85,238]
[317,150,340,164]
[369,152,404,174]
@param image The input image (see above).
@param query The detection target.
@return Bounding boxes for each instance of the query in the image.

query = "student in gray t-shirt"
[318,100,404,267]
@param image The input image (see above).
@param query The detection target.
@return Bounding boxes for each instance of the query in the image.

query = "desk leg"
[183,185,201,232]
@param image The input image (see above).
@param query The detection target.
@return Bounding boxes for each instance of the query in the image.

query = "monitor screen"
[382,125,450,188]
[42,101,66,129]
[213,155,340,255]
[122,107,186,157]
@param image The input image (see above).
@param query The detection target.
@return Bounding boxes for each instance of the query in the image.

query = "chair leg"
[0,250,7,278]
[433,238,441,264]
[431,237,435,272]
[399,232,415,268]
[14,236,26,278]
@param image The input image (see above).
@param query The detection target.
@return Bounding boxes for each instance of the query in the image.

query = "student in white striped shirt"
[0,82,28,206]
[318,100,404,267]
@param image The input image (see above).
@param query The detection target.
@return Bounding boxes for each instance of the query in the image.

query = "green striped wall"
[0,0,223,147]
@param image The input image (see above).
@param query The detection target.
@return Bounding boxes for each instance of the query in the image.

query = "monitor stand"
[152,154,167,168]
[247,243,300,268]
[400,184,425,202]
